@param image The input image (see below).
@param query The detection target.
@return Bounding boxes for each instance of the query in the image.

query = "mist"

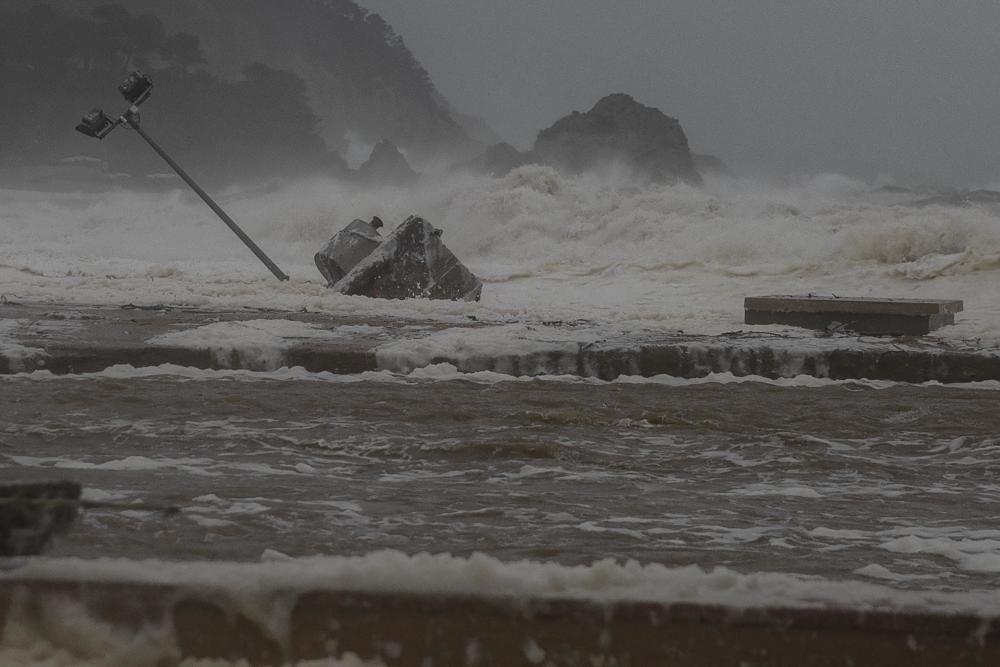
[359,0,1000,188]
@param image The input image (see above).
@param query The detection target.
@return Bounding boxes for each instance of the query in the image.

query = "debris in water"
[314,217,384,285]
[321,216,483,302]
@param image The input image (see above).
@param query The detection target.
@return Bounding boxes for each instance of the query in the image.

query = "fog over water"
[360,0,1000,187]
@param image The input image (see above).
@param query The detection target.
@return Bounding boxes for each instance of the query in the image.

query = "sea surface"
[3,170,1000,663]
[3,168,1000,340]
[4,369,1000,591]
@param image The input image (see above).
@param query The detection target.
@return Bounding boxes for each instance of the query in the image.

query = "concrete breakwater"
[2,302,1000,383]
[2,577,999,666]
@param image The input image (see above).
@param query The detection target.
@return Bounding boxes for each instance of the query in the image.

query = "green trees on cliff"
[0,3,336,183]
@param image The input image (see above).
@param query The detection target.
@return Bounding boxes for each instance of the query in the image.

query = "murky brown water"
[3,372,999,591]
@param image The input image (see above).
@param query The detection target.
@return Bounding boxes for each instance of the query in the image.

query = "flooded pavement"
[2,370,999,593]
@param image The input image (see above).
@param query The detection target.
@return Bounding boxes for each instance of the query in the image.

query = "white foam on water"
[374,323,590,374]
[730,484,824,499]
[854,564,945,584]
[146,319,368,369]
[8,550,1000,614]
[880,536,1000,573]
[3,170,1000,341]
[9,455,222,476]
[7,362,1000,395]
[0,363,405,384]
[0,320,47,372]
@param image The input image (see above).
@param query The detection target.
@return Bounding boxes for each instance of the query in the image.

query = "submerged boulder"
[332,215,482,302]
[532,93,702,185]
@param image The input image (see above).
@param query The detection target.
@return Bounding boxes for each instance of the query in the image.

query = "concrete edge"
[4,340,1000,384]
[744,296,965,316]
[1,579,998,665]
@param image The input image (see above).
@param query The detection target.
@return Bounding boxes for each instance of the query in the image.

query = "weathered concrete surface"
[1,579,998,666]
[2,302,1000,383]
[746,295,965,336]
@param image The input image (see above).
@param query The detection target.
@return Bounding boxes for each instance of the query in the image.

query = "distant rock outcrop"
[909,189,1000,209]
[461,142,533,177]
[693,153,732,178]
[531,94,702,185]
[357,140,418,186]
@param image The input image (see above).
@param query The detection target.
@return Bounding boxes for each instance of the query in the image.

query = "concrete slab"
[745,295,965,336]
[2,302,1000,384]
[1,578,998,666]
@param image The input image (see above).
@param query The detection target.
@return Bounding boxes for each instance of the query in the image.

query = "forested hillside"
[0,1,472,183]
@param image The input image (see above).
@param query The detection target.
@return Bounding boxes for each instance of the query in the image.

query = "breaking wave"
[3,166,1000,336]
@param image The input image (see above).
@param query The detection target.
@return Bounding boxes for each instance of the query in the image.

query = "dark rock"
[314,217,384,286]
[333,216,482,301]
[0,481,80,557]
[451,111,503,150]
[532,93,702,185]
[461,142,533,177]
[357,140,419,186]
[910,189,1000,209]
[693,153,732,178]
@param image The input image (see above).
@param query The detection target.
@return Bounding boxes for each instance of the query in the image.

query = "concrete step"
[1,578,997,666]
[746,295,965,336]
[2,302,999,384]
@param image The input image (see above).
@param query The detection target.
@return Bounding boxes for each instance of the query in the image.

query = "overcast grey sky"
[358,0,1000,187]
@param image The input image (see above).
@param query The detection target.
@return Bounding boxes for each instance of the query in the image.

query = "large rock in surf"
[532,93,702,185]
[332,216,482,301]
[357,140,418,186]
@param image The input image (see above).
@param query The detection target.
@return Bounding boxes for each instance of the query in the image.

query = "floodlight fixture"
[73,71,289,281]
[118,70,153,106]
[75,109,118,139]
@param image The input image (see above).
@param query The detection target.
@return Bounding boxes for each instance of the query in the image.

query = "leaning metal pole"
[121,110,289,282]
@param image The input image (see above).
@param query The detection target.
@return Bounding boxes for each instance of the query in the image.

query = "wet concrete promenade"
[2,301,1000,383]
[5,301,1000,664]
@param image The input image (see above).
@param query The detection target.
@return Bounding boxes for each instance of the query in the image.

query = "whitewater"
[4,167,1000,665]
[2,166,999,339]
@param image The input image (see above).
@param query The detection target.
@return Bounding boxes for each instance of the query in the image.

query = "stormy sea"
[4,168,1000,664]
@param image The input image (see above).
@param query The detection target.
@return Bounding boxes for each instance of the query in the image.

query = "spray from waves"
[4,169,1000,280]
[430,167,1000,284]
[3,167,1000,333]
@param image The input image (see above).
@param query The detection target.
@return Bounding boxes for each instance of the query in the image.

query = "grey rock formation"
[693,153,732,178]
[357,141,418,186]
[531,93,702,185]
[333,216,482,302]
[910,189,1000,209]
[460,142,533,177]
